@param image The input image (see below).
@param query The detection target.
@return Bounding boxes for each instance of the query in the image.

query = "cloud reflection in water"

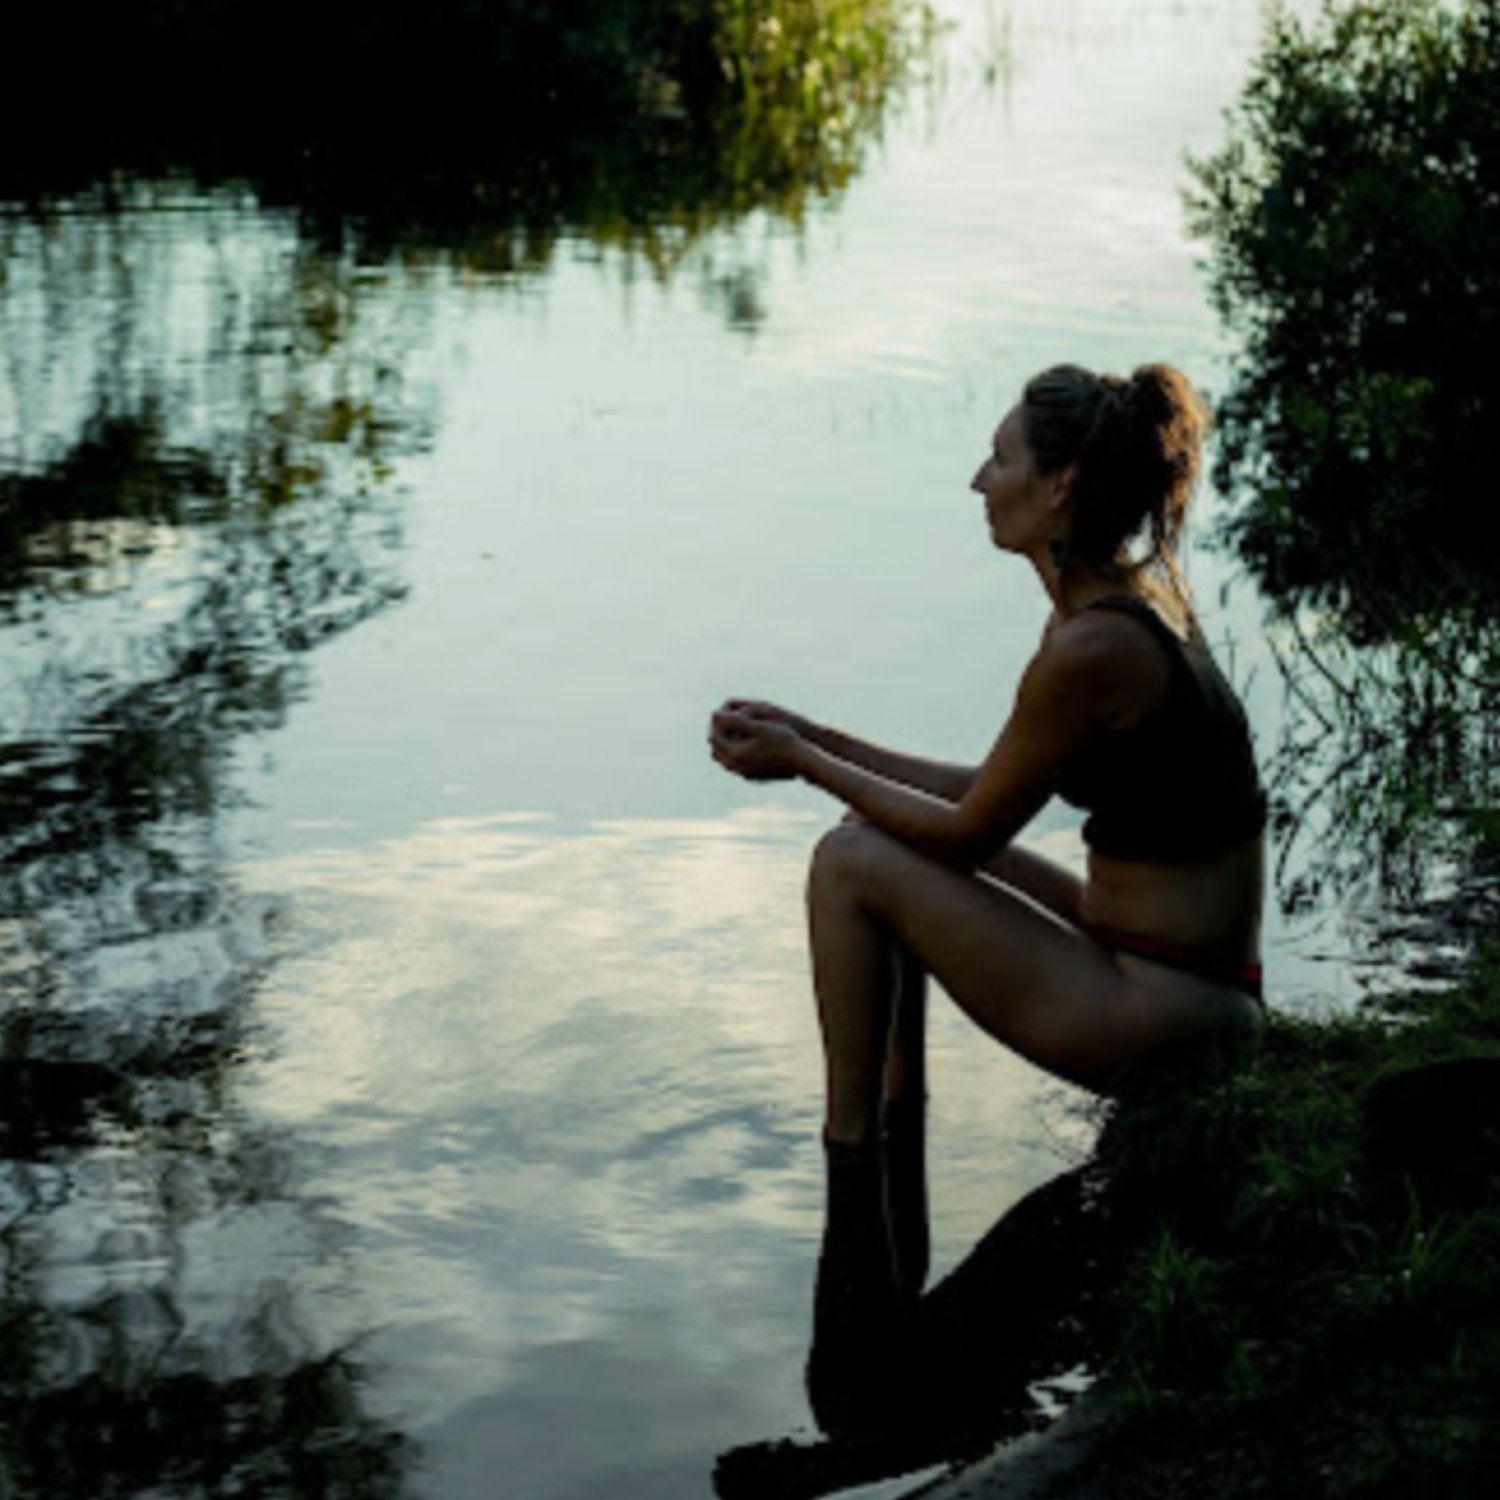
[239,808,1083,1489]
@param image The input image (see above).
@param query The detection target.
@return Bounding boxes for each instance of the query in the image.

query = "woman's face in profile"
[971,405,1049,553]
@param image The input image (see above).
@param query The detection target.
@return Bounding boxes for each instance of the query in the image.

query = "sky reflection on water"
[238,808,1077,1497]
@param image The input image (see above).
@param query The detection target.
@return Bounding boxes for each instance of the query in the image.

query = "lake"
[0,3,1385,1497]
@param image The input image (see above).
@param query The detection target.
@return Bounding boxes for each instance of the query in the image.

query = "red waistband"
[1088,924,1264,1003]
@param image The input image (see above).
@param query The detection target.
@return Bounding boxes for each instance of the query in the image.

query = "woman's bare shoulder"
[1042,603,1173,723]
[1047,601,1164,667]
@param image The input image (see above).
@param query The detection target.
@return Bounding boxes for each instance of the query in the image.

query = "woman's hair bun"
[1122,362,1208,490]
[1021,359,1208,593]
[1123,363,1174,421]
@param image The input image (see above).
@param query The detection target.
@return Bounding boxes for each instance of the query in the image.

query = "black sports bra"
[1054,595,1267,862]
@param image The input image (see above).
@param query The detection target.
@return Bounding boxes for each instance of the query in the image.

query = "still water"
[2,3,1372,1497]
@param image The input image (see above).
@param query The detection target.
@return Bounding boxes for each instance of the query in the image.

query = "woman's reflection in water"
[715,1159,1117,1499]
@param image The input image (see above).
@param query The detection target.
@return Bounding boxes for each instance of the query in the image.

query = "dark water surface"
[3,4,1387,1497]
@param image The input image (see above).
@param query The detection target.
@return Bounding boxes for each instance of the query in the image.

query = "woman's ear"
[1045,463,1076,512]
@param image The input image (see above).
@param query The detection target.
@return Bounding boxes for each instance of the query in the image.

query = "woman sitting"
[707,362,1267,1442]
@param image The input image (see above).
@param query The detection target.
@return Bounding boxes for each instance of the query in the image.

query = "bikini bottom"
[1088,923,1265,1006]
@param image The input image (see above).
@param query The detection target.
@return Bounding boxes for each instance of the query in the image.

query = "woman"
[707,363,1267,1440]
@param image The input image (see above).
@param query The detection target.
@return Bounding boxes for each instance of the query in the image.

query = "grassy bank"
[1082,870,1500,1496]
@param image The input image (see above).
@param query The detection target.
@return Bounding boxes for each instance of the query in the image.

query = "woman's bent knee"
[816,822,894,876]
[808,821,896,898]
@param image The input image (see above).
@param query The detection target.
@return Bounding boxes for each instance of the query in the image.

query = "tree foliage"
[1189,0,1500,637]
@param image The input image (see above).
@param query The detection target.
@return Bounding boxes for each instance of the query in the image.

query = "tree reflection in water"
[4,1,934,326]
[0,202,418,1499]
[0,7,934,1493]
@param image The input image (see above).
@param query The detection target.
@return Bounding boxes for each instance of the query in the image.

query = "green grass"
[1087,928,1500,1497]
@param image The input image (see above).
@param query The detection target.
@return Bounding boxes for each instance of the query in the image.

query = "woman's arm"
[801,722,977,803]
[724,700,975,802]
[713,626,1118,867]
[725,608,1063,803]
[786,744,1000,864]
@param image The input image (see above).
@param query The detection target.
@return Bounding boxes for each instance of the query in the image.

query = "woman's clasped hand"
[708,699,808,782]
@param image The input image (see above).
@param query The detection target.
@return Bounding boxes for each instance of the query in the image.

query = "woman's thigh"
[811,824,1229,1091]
[979,841,1086,927]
